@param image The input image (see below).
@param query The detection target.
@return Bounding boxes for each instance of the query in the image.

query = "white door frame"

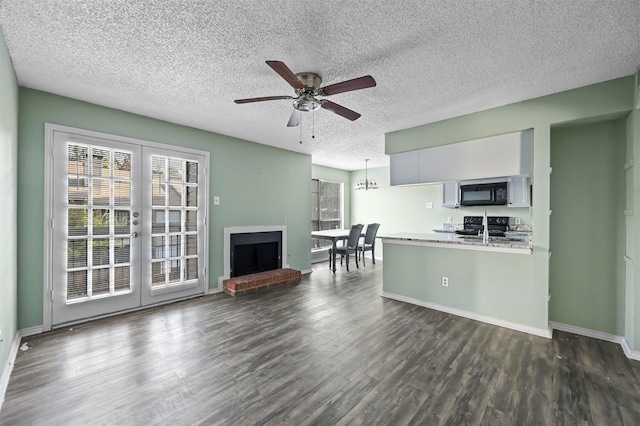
[43,123,210,331]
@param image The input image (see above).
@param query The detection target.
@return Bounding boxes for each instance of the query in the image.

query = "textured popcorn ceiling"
[1,1,639,170]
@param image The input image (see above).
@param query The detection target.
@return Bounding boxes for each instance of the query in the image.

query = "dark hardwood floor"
[2,261,640,425]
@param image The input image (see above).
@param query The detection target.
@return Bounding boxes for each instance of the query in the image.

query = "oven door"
[460,182,507,206]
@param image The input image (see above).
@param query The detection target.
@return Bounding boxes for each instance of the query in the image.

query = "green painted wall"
[631,108,640,348]
[0,31,19,383]
[383,244,537,327]
[383,76,634,334]
[549,120,626,334]
[17,88,311,329]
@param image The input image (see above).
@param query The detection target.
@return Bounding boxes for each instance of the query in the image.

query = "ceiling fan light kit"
[234,60,376,130]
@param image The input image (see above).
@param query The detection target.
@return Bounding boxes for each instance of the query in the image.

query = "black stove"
[455,216,510,237]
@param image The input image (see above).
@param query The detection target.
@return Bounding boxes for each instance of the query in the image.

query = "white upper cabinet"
[441,182,459,208]
[507,176,531,208]
[390,129,533,185]
[390,150,420,186]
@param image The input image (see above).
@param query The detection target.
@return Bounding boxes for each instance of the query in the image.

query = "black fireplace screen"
[230,231,282,277]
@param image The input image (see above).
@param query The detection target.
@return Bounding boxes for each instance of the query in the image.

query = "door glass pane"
[65,142,134,301]
[68,239,87,268]
[68,145,88,175]
[186,258,198,280]
[114,181,131,206]
[114,266,130,291]
[92,239,110,266]
[93,179,110,206]
[152,210,165,233]
[186,187,197,207]
[93,209,110,235]
[186,162,198,183]
[114,151,131,179]
[186,211,197,232]
[169,210,181,232]
[169,184,183,206]
[153,236,165,259]
[68,208,88,236]
[114,238,130,264]
[92,148,111,176]
[150,154,199,287]
[186,235,197,256]
[169,159,183,182]
[67,270,88,300]
[92,268,110,295]
[114,210,130,235]
[68,178,89,205]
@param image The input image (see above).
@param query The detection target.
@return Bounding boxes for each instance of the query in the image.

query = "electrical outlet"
[426,202,433,209]
[515,217,521,225]
[447,216,452,223]
[213,196,220,205]
[441,276,449,287]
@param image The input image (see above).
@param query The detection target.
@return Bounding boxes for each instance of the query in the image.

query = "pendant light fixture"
[355,159,379,191]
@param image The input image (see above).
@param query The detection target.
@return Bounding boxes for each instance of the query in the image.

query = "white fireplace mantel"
[217,225,288,289]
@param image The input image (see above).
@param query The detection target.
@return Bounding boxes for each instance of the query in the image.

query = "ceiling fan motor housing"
[293,72,323,112]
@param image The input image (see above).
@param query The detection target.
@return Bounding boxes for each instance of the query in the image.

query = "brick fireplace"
[220,225,300,296]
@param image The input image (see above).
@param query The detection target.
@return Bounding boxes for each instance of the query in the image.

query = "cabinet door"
[390,152,420,186]
[441,182,459,208]
[508,176,530,207]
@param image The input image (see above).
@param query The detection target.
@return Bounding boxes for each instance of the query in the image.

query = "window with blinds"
[311,179,343,249]
[66,143,133,300]
[150,155,199,286]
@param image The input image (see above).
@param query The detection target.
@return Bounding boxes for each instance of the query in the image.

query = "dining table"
[311,228,363,273]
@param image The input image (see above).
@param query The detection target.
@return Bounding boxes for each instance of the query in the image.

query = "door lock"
[132,232,139,238]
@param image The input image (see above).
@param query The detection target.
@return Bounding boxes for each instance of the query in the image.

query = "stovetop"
[454,216,510,237]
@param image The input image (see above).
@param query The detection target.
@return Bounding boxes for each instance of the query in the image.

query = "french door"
[50,129,207,326]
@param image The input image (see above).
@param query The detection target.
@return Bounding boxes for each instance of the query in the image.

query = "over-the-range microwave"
[459,181,508,206]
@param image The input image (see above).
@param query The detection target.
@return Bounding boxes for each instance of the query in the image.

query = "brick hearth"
[223,268,301,297]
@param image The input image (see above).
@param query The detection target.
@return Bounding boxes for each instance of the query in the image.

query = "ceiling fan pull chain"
[299,113,303,144]
[312,109,315,139]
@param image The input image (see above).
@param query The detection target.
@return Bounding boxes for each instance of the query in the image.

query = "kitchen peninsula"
[380,231,549,338]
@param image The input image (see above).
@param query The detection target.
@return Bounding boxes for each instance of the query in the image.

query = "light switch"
[213,196,220,205]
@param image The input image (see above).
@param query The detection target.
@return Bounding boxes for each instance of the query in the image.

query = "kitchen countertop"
[381,232,532,254]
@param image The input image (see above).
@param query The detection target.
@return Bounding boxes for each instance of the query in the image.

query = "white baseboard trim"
[0,331,22,411]
[550,322,640,361]
[0,324,42,411]
[381,291,552,339]
[19,326,43,338]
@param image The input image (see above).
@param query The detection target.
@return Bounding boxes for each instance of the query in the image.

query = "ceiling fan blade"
[287,109,301,127]
[321,100,361,121]
[266,61,305,90]
[234,95,293,104]
[320,75,376,96]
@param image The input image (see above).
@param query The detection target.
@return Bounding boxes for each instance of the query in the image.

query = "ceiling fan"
[234,60,376,127]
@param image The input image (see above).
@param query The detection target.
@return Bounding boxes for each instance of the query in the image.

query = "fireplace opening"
[230,231,282,278]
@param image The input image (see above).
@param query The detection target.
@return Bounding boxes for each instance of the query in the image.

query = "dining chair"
[330,224,363,271]
[358,223,380,266]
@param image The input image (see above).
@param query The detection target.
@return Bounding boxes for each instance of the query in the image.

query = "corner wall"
[0,30,19,396]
